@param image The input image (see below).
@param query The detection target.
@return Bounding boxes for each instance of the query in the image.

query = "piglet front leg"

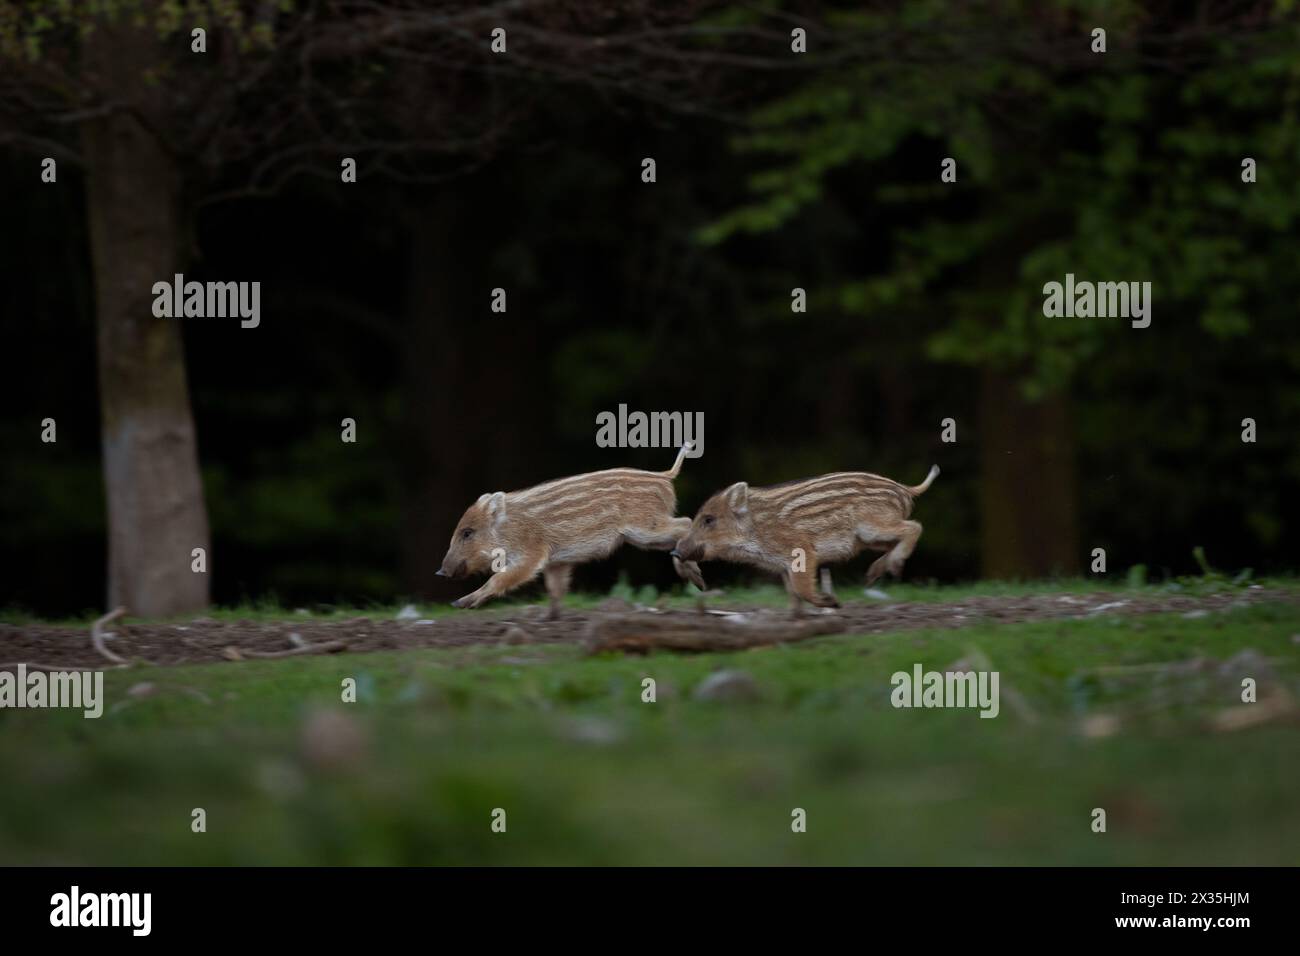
[785,556,840,615]
[672,555,707,591]
[452,551,546,609]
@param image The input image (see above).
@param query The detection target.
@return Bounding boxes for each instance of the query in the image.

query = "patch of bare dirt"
[0,589,1290,672]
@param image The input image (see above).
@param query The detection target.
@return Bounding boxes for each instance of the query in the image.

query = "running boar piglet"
[672,466,939,613]
[438,444,706,618]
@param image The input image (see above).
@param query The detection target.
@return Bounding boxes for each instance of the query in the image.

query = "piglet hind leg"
[864,548,892,587]
[885,520,923,578]
[862,520,922,585]
[543,564,573,621]
[858,522,896,588]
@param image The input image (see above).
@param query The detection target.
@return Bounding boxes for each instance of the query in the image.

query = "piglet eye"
[462,528,474,539]
[703,515,716,527]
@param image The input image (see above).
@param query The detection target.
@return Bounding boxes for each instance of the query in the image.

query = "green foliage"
[0,0,282,64]
[703,3,1300,394]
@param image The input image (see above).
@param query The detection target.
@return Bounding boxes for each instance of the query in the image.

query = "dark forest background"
[2,1,1298,617]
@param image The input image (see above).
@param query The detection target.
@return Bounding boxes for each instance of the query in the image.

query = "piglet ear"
[485,491,507,523]
[726,482,749,515]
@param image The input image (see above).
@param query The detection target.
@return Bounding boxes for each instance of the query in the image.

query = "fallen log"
[583,612,846,655]
[241,639,348,659]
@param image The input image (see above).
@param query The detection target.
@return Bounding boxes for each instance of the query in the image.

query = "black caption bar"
[0,866,1287,943]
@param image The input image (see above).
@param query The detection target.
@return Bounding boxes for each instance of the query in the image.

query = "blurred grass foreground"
[1,582,1297,865]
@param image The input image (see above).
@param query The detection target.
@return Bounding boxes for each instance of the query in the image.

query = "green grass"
[1,590,1298,865]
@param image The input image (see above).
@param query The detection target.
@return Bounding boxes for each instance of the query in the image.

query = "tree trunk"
[82,33,210,616]
[399,195,474,596]
[397,194,546,597]
[978,367,1079,578]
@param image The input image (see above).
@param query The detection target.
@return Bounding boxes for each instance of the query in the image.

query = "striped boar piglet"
[672,466,939,614]
[438,444,705,618]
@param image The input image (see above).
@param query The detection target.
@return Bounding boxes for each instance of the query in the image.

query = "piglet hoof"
[451,597,472,609]
[866,559,888,586]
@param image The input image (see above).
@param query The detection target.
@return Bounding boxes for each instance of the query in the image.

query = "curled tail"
[907,464,940,496]
[662,442,694,479]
